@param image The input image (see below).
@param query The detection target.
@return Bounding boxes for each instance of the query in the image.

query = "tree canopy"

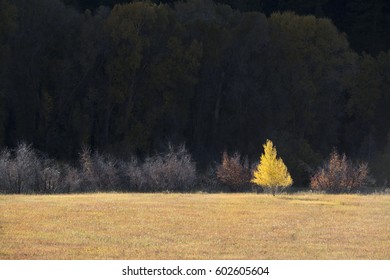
[252,139,293,195]
[1,0,389,187]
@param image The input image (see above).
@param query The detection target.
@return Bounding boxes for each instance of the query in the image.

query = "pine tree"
[251,139,293,195]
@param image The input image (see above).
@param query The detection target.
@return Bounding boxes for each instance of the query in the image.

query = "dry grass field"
[0,193,389,259]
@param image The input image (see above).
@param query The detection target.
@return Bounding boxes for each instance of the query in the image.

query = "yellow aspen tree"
[251,139,293,195]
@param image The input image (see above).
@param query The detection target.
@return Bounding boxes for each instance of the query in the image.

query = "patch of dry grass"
[0,193,389,259]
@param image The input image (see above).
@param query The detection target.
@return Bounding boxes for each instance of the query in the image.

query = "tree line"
[1,0,389,189]
[0,141,371,194]
[63,0,390,55]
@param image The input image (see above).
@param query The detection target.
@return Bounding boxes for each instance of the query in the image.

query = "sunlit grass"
[0,193,389,259]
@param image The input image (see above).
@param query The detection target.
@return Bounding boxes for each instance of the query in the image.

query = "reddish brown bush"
[310,151,369,193]
[216,152,251,192]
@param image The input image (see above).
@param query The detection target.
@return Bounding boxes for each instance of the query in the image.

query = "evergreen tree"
[252,139,293,195]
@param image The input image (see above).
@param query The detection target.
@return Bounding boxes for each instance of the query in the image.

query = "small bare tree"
[0,144,63,194]
[142,144,196,192]
[122,158,145,191]
[79,147,121,191]
[62,164,82,193]
[10,143,41,193]
[310,151,369,193]
[0,149,12,193]
[216,151,252,192]
[40,159,61,193]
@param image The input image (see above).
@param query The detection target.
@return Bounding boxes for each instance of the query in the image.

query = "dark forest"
[0,0,389,191]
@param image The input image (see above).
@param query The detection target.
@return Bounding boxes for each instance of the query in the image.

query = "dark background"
[1,0,389,187]
[63,0,390,55]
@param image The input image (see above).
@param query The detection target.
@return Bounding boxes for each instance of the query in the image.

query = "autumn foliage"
[216,152,251,192]
[310,151,369,193]
[251,140,293,195]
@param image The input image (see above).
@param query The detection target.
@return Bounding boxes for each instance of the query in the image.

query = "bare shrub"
[142,144,196,192]
[216,151,252,192]
[94,153,120,191]
[79,146,95,191]
[79,147,120,192]
[0,149,12,193]
[7,143,42,193]
[142,156,164,192]
[121,158,145,192]
[310,151,369,193]
[0,143,198,194]
[62,164,82,193]
[0,144,66,194]
[40,159,61,193]
[197,164,225,192]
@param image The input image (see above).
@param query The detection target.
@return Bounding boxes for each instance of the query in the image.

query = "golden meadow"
[1,193,389,259]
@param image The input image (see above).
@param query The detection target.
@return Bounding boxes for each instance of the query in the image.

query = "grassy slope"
[0,193,389,259]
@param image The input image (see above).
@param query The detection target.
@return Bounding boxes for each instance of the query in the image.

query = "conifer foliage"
[251,140,293,195]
